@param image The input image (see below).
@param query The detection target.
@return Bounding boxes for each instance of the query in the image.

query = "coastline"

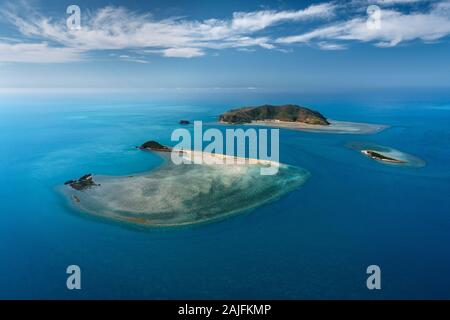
[174,149,281,167]
[219,119,388,134]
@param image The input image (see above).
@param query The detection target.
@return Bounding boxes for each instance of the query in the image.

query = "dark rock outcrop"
[362,150,406,164]
[65,174,99,191]
[139,141,172,152]
[219,104,330,125]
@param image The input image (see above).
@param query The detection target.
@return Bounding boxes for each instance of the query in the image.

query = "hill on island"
[219,104,330,125]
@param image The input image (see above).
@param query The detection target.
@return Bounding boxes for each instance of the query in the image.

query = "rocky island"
[361,150,406,164]
[139,140,172,152]
[64,174,99,191]
[219,104,330,125]
[219,104,388,134]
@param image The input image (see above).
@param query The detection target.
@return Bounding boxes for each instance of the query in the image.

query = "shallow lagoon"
[61,155,309,227]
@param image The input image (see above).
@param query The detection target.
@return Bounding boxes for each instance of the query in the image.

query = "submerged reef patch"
[61,154,309,227]
[347,141,425,167]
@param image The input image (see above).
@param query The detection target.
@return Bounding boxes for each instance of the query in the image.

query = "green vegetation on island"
[139,140,172,152]
[219,104,330,125]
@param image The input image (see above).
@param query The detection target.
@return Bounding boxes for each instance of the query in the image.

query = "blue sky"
[0,0,449,93]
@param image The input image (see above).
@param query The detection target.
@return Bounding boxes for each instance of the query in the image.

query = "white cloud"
[276,3,450,48]
[237,48,256,52]
[0,1,449,62]
[230,3,336,31]
[0,42,82,63]
[162,47,205,58]
[118,54,150,64]
[317,42,347,50]
[0,2,334,61]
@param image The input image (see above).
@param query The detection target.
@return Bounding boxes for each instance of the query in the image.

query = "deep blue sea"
[1,91,449,299]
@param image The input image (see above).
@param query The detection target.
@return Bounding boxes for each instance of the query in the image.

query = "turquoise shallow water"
[0,93,449,299]
[60,158,309,227]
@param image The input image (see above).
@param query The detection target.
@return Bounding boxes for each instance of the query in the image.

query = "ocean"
[1,91,449,299]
